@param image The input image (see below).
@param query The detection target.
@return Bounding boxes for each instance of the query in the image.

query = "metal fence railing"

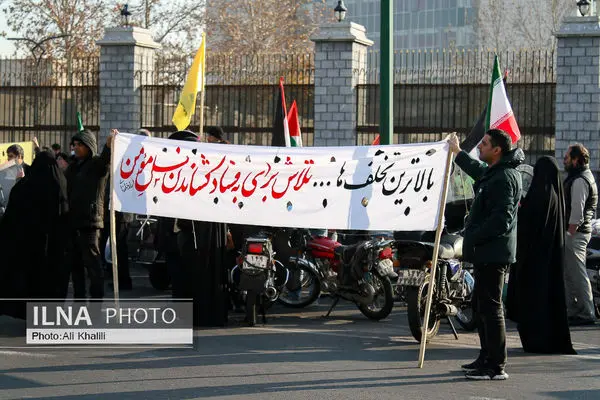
[0,57,99,150]
[0,50,557,163]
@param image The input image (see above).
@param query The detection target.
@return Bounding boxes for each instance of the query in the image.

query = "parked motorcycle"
[231,231,291,326]
[396,234,476,342]
[282,229,397,321]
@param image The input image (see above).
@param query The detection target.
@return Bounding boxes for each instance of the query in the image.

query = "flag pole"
[417,137,454,368]
[198,32,206,141]
[198,87,205,140]
[109,131,120,308]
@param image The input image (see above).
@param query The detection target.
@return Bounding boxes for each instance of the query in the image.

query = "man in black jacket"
[65,129,113,300]
[449,130,523,380]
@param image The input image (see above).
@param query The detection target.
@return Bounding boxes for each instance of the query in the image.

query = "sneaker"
[465,368,509,381]
[461,359,486,372]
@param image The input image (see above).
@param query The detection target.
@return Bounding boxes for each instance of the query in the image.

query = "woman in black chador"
[155,130,229,327]
[0,150,69,318]
[507,156,576,354]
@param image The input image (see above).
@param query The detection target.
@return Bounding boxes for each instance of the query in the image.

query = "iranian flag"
[486,55,520,143]
[287,100,303,147]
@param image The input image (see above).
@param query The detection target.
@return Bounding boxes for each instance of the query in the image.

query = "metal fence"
[355,49,556,164]
[0,57,99,150]
[139,53,315,145]
[1,50,557,162]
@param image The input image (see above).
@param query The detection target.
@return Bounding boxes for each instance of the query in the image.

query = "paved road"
[0,266,598,400]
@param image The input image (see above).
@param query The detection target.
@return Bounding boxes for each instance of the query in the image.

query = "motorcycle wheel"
[278,265,321,308]
[357,273,394,321]
[148,261,171,290]
[407,277,441,342]
[454,302,477,331]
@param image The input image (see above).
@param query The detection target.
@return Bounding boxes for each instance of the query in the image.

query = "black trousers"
[473,263,509,370]
[70,228,104,299]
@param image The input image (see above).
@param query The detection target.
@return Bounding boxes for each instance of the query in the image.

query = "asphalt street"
[0,265,598,400]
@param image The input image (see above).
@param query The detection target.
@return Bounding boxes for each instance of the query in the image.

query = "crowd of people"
[448,130,598,381]
[0,126,234,327]
[0,126,597,371]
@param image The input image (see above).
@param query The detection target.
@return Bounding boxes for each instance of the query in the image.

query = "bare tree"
[1,0,110,60]
[206,0,330,54]
[475,0,516,52]
[511,0,572,49]
[115,0,207,54]
[475,0,573,50]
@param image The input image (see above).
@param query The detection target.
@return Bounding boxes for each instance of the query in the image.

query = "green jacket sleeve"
[468,177,518,246]
[455,150,487,181]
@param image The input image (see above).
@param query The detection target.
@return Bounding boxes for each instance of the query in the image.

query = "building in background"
[341,0,477,50]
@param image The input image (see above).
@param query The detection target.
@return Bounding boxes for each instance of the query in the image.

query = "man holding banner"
[66,129,113,301]
[449,130,523,381]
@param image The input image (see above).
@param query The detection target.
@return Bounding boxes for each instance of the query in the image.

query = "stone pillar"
[96,27,160,146]
[555,16,600,168]
[311,22,373,146]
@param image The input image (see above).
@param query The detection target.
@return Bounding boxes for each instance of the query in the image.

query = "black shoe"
[461,358,486,372]
[465,368,509,381]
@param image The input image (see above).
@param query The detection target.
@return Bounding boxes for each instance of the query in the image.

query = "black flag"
[271,77,290,147]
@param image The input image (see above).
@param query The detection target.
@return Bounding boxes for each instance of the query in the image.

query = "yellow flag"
[172,33,206,131]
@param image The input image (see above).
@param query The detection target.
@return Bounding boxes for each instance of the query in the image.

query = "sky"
[0,11,16,56]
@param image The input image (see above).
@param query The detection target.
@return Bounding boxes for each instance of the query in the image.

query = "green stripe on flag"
[485,55,501,131]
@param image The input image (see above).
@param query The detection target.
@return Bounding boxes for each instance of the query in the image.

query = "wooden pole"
[198,88,205,140]
[417,143,455,368]
[198,32,206,141]
[109,133,120,307]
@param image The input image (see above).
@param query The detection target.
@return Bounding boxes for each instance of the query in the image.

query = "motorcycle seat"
[441,234,463,259]
[334,243,360,264]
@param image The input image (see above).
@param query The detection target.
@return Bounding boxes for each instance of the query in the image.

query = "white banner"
[112,133,449,231]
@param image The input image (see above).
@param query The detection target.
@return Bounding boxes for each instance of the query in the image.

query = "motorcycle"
[396,234,476,342]
[231,231,290,326]
[395,162,535,342]
[282,229,397,321]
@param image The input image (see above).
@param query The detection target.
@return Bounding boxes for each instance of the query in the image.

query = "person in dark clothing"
[563,143,598,325]
[206,126,229,144]
[6,144,29,177]
[449,130,523,381]
[156,130,230,326]
[227,223,246,312]
[506,156,576,354]
[65,129,112,300]
[177,218,229,326]
[101,185,133,291]
[100,127,151,291]
[0,150,69,319]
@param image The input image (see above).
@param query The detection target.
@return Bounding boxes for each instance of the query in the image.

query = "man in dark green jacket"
[449,129,523,381]
[65,129,113,300]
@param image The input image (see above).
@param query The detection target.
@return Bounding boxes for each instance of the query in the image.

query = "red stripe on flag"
[495,114,521,143]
